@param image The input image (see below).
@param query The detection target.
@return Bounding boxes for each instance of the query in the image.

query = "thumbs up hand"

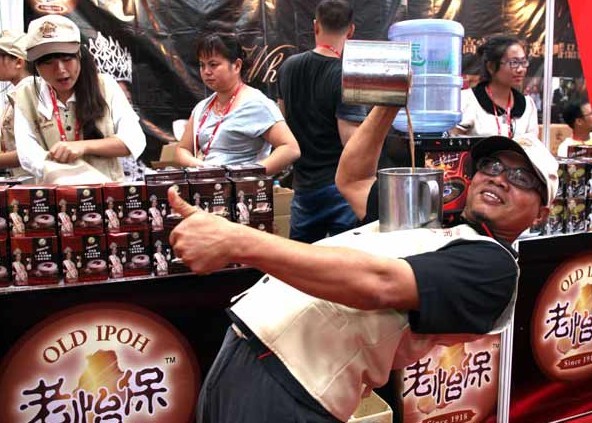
[168,186,236,274]
[168,185,199,218]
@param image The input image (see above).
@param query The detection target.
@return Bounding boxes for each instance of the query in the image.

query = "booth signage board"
[396,334,501,423]
[0,303,200,422]
[0,268,263,423]
[511,234,592,422]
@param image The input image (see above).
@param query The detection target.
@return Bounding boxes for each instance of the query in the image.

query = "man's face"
[579,103,592,133]
[463,151,547,241]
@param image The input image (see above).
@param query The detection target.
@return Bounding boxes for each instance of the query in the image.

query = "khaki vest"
[15,75,123,182]
[1,90,29,177]
[231,223,518,422]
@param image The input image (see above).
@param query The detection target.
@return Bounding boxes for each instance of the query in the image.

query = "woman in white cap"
[0,30,32,176]
[13,15,146,183]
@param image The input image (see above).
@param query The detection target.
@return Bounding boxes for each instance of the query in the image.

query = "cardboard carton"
[348,391,393,423]
[273,187,293,217]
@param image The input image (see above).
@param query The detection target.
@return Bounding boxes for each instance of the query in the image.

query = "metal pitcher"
[342,40,411,106]
[378,168,443,232]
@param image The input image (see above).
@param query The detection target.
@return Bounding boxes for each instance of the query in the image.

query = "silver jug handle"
[422,179,441,225]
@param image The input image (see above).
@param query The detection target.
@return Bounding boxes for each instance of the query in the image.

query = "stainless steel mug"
[378,168,443,232]
[342,40,411,106]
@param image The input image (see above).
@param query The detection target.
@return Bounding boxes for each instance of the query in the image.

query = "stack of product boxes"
[0,164,275,287]
[225,164,274,232]
[103,181,151,279]
[8,185,60,286]
[541,146,592,235]
[545,149,592,235]
[0,186,10,287]
[145,168,191,276]
[57,184,107,283]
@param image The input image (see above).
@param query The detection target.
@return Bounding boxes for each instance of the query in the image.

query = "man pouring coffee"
[168,104,558,423]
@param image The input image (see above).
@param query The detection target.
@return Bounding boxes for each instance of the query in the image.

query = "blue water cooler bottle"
[388,19,465,134]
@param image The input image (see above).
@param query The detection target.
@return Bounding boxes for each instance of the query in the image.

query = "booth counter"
[1,233,592,422]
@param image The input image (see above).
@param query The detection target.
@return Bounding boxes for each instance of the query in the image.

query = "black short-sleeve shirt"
[363,179,518,334]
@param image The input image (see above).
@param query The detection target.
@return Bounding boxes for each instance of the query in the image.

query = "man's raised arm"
[335,106,400,220]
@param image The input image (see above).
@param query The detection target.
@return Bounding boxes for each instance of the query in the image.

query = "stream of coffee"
[405,105,415,172]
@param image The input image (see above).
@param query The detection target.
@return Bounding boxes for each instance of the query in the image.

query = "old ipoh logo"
[532,253,592,381]
[0,303,199,422]
[400,335,500,423]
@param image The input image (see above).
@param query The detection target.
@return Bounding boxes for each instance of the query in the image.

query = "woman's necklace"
[194,82,244,157]
[485,84,514,138]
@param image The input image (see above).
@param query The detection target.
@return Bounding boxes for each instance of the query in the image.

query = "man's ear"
[346,23,355,39]
[313,19,320,36]
[532,206,550,228]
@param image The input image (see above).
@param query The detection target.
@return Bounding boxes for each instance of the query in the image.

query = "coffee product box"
[146,181,189,231]
[582,158,592,200]
[249,213,274,233]
[103,182,148,233]
[188,178,232,220]
[224,163,266,178]
[565,197,586,233]
[569,144,592,158]
[0,175,34,186]
[0,237,10,287]
[0,184,8,239]
[107,231,151,279]
[56,185,104,236]
[151,230,191,276]
[229,176,273,224]
[556,158,568,200]
[545,198,565,235]
[11,236,60,286]
[185,165,227,180]
[7,185,57,237]
[144,167,186,183]
[61,235,108,284]
[587,199,592,232]
[565,159,586,199]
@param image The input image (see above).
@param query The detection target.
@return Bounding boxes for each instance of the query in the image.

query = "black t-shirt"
[363,179,518,334]
[278,51,367,190]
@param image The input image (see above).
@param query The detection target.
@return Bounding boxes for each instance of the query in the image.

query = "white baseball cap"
[471,134,559,207]
[26,15,80,62]
[0,30,28,60]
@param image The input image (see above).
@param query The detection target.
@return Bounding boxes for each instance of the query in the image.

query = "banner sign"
[0,268,262,423]
[23,0,582,162]
[510,234,592,422]
[397,335,501,423]
[0,303,200,422]
[568,0,592,103]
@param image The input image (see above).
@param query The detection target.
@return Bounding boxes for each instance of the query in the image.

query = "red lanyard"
[49,87,80,142]
[486,85,513,138]
[316,44,341,58]
[194,82,244,157]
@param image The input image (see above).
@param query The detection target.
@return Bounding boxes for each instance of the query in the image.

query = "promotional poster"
[510,234,592,422]
[0,303,200,422]
[398,335,502,423]
[23,0,584,162]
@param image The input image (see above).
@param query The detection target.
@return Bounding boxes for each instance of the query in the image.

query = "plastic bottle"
[388,19,465,134]
[273,180,281,192]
